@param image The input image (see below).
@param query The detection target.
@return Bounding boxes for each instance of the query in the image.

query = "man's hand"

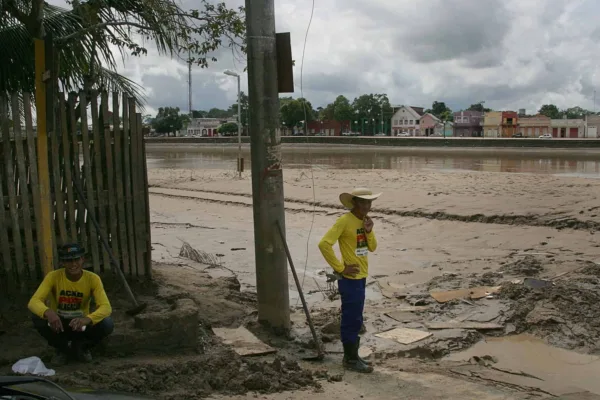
[364,216,374,233]
[44,310,63,333]
[69,317,92,332]
[342,262,360,277]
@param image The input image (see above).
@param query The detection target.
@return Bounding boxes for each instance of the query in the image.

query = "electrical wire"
[297,0,317,304]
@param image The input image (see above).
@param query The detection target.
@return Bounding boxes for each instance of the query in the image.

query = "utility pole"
[188,49,192,118]
[245,0,290,332]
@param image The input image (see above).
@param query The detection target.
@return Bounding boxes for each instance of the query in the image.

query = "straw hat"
[339,188,382,209]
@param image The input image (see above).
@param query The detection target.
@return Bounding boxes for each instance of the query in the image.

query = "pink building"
[419,113,442,136]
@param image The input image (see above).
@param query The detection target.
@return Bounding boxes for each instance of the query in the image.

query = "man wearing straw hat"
[318,188,381,373]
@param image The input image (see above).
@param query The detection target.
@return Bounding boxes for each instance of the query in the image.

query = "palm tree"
[0,0,245,106]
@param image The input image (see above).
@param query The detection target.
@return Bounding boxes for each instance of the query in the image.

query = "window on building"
[416,120,419,125]
[409,120,413,125]
[463,117,469,123]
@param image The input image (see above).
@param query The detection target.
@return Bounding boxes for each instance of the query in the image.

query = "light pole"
[224,69,242,178]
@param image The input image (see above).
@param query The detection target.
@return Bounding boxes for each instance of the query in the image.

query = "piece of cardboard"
[430,286,502,303]
[375,327,432,344]
[213,326,277,356]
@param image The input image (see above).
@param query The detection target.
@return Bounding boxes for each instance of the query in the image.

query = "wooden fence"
[0,91,151,294]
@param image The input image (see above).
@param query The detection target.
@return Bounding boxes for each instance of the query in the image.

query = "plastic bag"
[11,356,56,377]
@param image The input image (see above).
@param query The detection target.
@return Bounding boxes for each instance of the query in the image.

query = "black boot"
[356,337,372,366]
[343,342,373,373]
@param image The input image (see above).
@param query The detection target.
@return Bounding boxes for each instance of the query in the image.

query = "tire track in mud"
[149,186,600,232]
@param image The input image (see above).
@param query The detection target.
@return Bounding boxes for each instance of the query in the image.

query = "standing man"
[318,188,381,373]
[28,243,114,365]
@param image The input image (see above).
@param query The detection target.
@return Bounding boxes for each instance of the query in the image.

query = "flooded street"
[146,144,600,177]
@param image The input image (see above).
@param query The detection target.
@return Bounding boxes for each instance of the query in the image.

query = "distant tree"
[425,101,452,118]
[280,97,315,129]
[351,94,393,134]
[218,122,238,135]
[191,110,207,118]
[467,103,491,112]
[318,103,335,121]
[563,106,591,120]
[151,107,186,136]
[228,91,249,127]
[206,108,232,119]
[333,95,354,122]
[439,109,454,122]
[538,104,561,119]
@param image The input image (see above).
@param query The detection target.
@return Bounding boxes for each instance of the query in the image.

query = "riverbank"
[146,135,600,149]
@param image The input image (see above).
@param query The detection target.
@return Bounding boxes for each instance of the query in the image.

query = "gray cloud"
[46,0,600,114]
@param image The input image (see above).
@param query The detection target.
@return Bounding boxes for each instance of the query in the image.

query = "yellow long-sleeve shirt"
[28,269,112,325]
[318,212,377,279]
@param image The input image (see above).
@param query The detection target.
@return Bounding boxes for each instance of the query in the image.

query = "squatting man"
[28,243,114,365]
[318,187,381,373]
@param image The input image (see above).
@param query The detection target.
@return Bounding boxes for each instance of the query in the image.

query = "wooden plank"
[128,97,143,275]
[49,97,67,244]
[130,103,145,276]
[23,93,42,279]
[59,94,77,241]
[212,327,277,356]
[112,93,130,275]
[140,117,152,278]
[1,96,25,284]
[122,94,136,275]
[424,321,504,330]
[101,92,119,267]
[68,94,87,252]
[90,92,109,272]
[0,96,14,289]
[79,91,101,272]
[11,94,36,280]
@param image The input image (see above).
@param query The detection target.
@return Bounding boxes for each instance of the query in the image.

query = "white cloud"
[47,0,600,115]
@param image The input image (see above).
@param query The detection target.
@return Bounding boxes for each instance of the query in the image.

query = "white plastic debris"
[11,356,56,377]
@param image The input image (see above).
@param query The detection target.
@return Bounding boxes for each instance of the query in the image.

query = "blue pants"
[338,278,366,345]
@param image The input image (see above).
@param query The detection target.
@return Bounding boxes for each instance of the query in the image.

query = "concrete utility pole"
[245,0,290,331]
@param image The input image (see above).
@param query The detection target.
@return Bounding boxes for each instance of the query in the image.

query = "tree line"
[150,93,599,136]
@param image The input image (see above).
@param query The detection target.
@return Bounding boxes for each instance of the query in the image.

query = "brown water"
[445,334,600,395]
[145,145,600,177]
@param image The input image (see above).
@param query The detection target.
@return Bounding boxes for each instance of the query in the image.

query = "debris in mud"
[470,272,503,287]
[55,352,320,400]
[500,255,544,276]
[179,241,221,265]
[501,268,600,352]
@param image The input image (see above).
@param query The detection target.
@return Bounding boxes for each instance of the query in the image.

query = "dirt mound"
[501,276,600,353]
[55,351,320,399]
[500,256,544,276]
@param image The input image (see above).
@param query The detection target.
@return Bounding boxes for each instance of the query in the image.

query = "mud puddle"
[445,334,600,395]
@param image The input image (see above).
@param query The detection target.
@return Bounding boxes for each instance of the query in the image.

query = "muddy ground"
[2,162,599,399]
[0,264,325,399]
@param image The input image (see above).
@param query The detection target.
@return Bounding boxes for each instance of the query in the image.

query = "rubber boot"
[343,342,373,373]
[356,337,372,366]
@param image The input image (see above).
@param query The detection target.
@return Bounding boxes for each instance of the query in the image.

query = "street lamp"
[224,69,242,178]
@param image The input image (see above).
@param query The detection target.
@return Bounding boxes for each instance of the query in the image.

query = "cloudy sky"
[49,0,600,117]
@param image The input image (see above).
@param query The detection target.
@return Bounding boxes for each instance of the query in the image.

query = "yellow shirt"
[318,212,377,279]
[28,269,112,325]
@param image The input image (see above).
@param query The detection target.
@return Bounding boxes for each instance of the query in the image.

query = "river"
[145,144,600,177]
